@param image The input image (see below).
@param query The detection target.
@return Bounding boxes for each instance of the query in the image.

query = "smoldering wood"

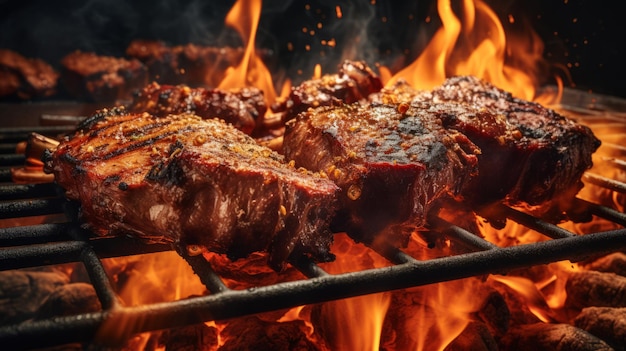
[34,282,101,320]
[443,321,498,351]
[486,280,543,327]
[565,270,626,309]
[574,307,626,351]
[0,270,68,326]
[157,323,219,351]
[473,290,510,339]
[498,323,614,351]
[219,315,323,351]
[580,252,626,277]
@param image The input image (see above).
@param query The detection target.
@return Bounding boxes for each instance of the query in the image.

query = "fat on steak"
[375,76,601,217]
[282,102,481,246]
[45,108,340,271]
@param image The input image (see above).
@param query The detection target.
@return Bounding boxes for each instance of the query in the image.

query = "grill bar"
[2,227,625,349]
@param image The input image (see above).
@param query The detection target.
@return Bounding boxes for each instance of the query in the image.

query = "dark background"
[1,0,624,99]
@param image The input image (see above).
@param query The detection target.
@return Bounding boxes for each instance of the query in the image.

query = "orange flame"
[385,0,554,102]
[219,0,277,105]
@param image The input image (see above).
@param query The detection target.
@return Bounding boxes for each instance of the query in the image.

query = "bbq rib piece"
[126,40,247,87]
[0,49,58,100]
[45,108,340,271]
[282,102,480,246]
[271,60,384,123]
[60,50,148,102]
[127,82,267,135]
[375,76,601,216]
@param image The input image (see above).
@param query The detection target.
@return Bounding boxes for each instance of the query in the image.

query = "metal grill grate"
[1,97,625,349]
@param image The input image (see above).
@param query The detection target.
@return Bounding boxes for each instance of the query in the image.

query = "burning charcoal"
[219,315,323,351]
[574,307,626,351]
[499,323,614,350]
[34,283,102,319]
[60,50,149,102]
[565,271,626,309]
[158,323,218,351]
[272,60,383,123]
[473,290,511,339]
[0,270,69,326]
[443,321,498,351]
[127,82,266,135]
[580,252,626,277]
[486,279,543,327]
[0,49,59,100]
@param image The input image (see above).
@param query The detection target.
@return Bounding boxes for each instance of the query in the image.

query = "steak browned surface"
[0,49,59,100]
[271,60,384,123]
[60,51,148,103]
[127,82,267,135]
[126,40,247,88]
[375,76,601,217]
[45,108,340,271]
[282,102,480,246]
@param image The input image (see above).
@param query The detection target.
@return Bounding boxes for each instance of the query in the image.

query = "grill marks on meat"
[282,103,480,246]
[375,76,601,217]
[127,82,267,135]
[46,109,340,271]
[271,60,384,123]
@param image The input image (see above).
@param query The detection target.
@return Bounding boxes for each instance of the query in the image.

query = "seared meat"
[45,108,340,271]
[0,49,58,100]
[127,82,267,135]
[60,50,148,102]
[126,40,247,87]
[375,76,601,215]
[271,60,384,123]
[282,102,480,246]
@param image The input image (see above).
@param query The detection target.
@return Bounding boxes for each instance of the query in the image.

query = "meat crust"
[272,60,384,123]
[127,82,267,135]
[374,76,601,216]
[282,102,480,246]
[46,108,340,271]
[0,49,59,100]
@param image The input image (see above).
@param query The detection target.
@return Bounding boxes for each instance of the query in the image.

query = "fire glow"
[86,0,624,350]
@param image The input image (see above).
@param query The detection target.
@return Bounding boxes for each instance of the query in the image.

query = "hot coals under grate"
[0,93,625,349]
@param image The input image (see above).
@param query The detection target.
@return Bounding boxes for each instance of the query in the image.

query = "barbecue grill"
[0,88,625,349]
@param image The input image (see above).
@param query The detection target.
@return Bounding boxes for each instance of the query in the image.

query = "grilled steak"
[0,49,58,100]
[374,76,601,216]
[271,60,384,123]
[127,82,267,135]
[126,40,248,88]
[282,102,480,246]
[45,108,340,271]
[60,50,148,103]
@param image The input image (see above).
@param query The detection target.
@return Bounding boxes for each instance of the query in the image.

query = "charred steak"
[271,60,384,123]
[127,82,266,135]
[375,76,601,216]
[45,108,340,271]
[282,102,480,246]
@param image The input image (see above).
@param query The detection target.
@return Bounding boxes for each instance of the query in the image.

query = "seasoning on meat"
[45,108,340,271]
[282,102,481,247]
[127,82,267,135]
[374,76,601,218]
